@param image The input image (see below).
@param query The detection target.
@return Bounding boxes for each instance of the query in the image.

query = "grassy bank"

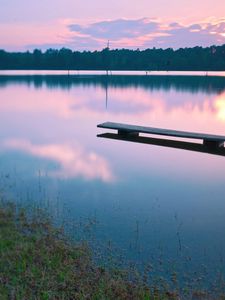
[0,202,224,300]
[0,202,171,300]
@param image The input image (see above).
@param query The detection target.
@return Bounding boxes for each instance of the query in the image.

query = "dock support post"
[118,130,139,137]
[203,140,224,148]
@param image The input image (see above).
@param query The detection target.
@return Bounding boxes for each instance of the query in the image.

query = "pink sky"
[0,0,225,51]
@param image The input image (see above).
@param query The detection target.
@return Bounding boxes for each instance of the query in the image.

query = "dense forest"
[0,44,225,71]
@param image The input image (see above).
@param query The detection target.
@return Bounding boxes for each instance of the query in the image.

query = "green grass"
[0,203,175,300]
[0,202,224,300]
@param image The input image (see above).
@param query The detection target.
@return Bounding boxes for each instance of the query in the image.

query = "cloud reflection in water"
[2,139,114,182]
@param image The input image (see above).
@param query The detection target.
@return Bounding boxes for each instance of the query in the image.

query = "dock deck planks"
[97,122,225,148]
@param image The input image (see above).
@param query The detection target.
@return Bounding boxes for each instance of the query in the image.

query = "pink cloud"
[67,18,225,50]
[1,17,225,51]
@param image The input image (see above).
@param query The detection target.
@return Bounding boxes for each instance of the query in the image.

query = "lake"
[0,71,225,290]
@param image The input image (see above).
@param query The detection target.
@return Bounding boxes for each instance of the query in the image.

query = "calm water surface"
[0,72,225,289]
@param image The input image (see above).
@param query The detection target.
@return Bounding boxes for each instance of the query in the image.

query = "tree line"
[0,44,225,71]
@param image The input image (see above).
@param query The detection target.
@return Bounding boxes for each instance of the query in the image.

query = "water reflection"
[1,75,225,178]
[2,139,113,182]
[0,73,225,289]
[98,132,225,157]
[1,74,225,95]
[215,93,225,120]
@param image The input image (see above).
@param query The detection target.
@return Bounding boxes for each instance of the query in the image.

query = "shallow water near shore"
[0,71,225,291]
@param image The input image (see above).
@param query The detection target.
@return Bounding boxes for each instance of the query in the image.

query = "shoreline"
[0,70,225,77]
[0,201,224,299]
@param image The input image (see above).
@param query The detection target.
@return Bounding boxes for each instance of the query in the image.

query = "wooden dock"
[97,122,225,156]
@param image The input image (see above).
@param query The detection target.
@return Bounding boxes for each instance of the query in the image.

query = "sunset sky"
[0,0,225,51]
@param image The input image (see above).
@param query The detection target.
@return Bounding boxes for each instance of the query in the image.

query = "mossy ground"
[0,202,224,300]
[0,203,172,300]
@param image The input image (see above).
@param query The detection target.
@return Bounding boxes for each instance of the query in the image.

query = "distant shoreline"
[0,70,225,77]
[1,45,225,71]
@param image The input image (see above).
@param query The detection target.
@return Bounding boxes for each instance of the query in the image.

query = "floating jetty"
[97,122,225,156]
